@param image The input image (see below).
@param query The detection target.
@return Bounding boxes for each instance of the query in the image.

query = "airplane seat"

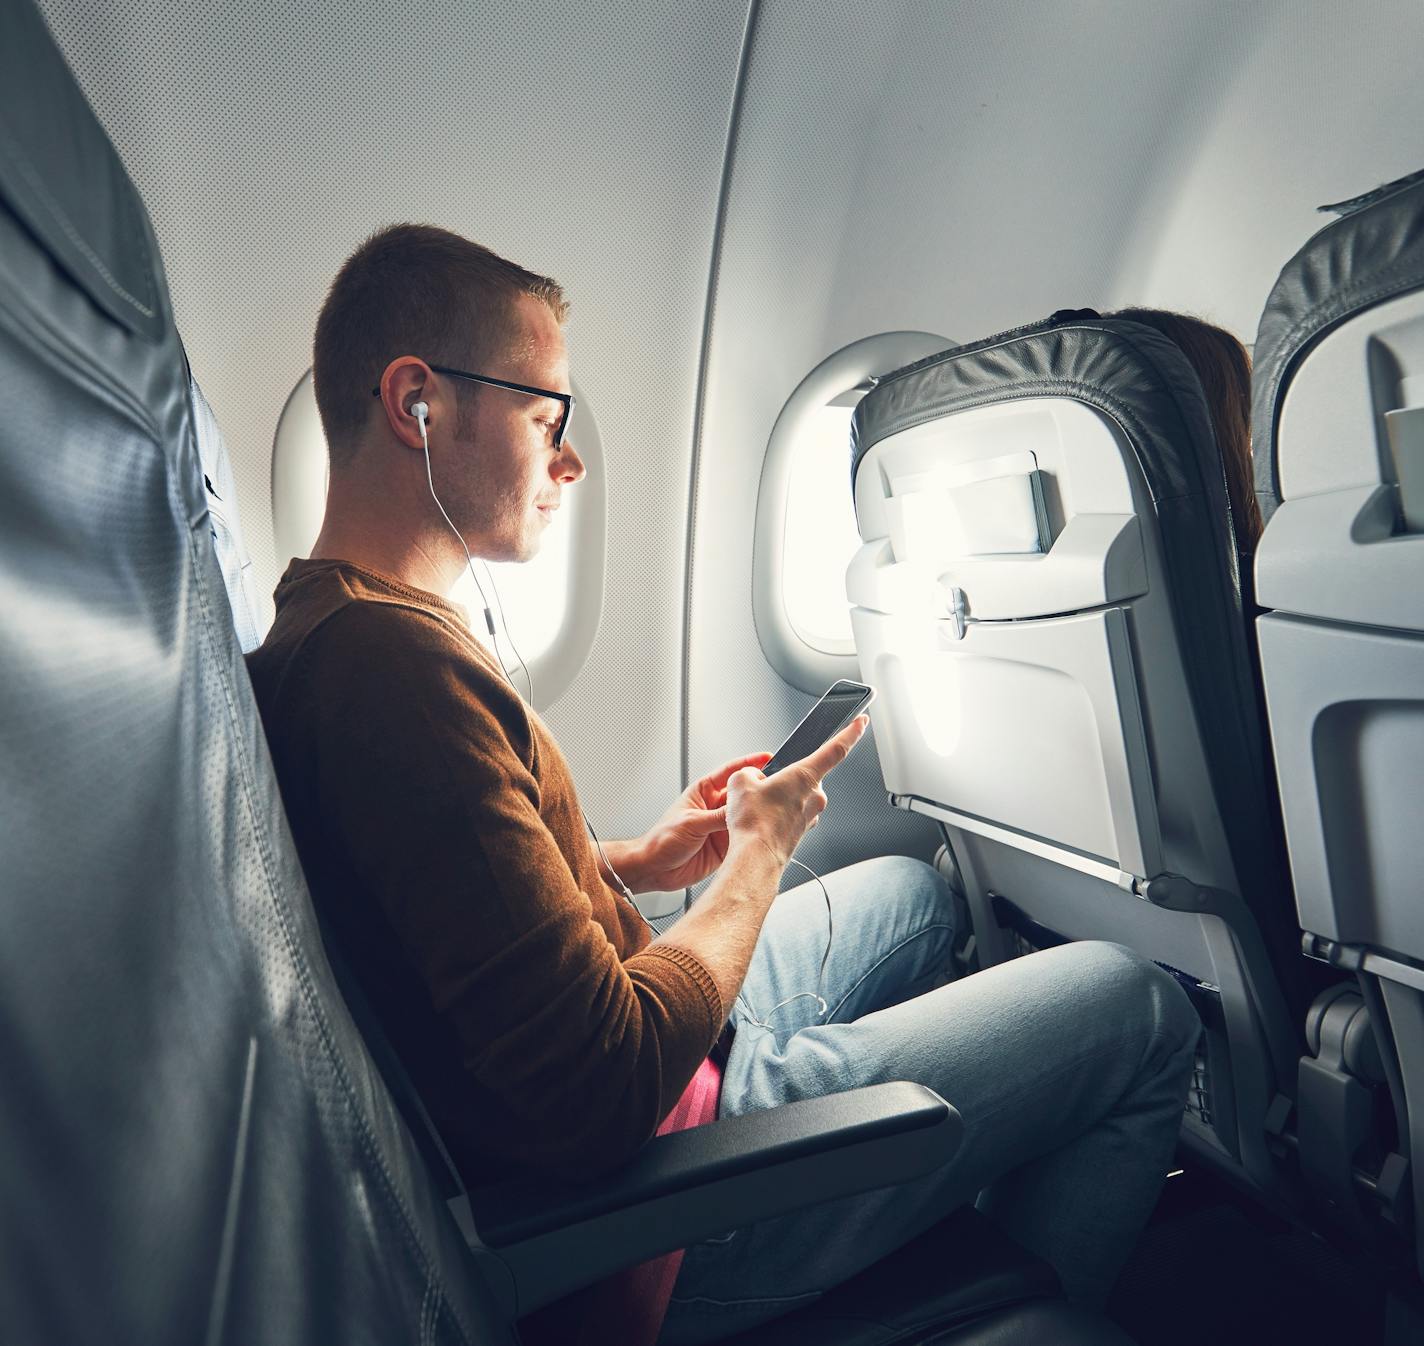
[846,309,1312,1199]
[1251,166,1424,1261]
[188,373,264,652]
[0,5,1136,1344]
[0,3,506,1342]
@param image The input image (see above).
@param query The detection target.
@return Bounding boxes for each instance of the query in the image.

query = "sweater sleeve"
[296,601,722,1178]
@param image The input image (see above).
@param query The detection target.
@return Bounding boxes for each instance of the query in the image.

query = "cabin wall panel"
[1106,0,1424,335]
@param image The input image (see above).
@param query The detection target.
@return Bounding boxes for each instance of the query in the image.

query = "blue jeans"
[658,856,1200,1345]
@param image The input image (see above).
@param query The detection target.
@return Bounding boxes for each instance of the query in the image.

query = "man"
[247,223,1199,1344]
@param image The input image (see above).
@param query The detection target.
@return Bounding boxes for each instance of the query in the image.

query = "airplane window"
[782,401,861,654]
[754,332,951,694]
[270,371,330,571]
[272,369,604,706]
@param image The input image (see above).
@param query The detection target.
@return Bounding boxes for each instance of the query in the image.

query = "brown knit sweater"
[246,558,723,1183]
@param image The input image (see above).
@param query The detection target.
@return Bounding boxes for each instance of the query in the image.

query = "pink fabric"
[579,1054,724,1346]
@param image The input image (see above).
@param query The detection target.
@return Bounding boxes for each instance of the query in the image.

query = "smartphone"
[762,680,876,776]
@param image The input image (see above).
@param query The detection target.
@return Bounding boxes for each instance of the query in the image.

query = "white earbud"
[411,401,430,445]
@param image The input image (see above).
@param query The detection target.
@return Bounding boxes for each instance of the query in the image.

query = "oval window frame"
[753,331,951,695]
[270,368,606,710]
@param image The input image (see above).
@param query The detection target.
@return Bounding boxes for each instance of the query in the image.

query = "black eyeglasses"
[372,364,575,448]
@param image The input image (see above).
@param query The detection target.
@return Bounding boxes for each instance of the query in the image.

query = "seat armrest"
[462,1080,960,1315]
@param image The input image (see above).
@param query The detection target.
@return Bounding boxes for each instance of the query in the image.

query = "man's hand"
[615,752,772,893]
[646,716,869,1020]
[724,715,868,869]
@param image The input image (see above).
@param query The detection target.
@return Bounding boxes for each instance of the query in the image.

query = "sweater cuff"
[638,943,724,1042]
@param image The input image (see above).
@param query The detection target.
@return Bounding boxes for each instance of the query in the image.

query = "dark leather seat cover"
[0,4,497,1342]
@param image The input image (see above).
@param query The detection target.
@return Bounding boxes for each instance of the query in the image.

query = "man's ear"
[376,356,432,451]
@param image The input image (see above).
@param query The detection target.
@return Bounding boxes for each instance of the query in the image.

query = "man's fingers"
[727,765,764,792]
[702,752,773,791]
[802,714,868,780]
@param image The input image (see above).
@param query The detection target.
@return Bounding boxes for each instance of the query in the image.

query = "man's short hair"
[313,224,568,463]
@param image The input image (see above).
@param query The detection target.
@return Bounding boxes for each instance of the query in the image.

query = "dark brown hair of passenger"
[313,223,568,463]
[1111,307,1263,550]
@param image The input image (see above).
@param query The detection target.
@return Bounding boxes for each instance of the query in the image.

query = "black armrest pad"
[466,1081,961,1314]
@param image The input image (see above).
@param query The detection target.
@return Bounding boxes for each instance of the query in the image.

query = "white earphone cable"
[415,408,830,987]
[738,856,834,1028]
[480,561,534,706]
[418,410,638,932]
[417,412,533,703]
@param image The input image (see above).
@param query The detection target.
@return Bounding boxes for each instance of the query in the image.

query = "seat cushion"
[721,1206,1060,1346]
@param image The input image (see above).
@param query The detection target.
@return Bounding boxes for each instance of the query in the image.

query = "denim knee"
[1072,941,1201,1063]
[838,854,957,940]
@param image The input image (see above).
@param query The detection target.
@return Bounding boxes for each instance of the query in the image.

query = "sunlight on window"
[782,403,862,652]
[451,508,571,665]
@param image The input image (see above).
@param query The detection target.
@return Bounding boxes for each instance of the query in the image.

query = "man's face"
[442,293,584,563]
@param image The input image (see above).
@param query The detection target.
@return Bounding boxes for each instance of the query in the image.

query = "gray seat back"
[1251,168,1424,1269]
[847,312,1304,1194]
[0,4,501,1341]
[1252,168,1424,964]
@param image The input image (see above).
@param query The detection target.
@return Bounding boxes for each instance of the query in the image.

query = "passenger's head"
[314,223,570,455]
[1110,308,1262,549]
[313,223,584,565]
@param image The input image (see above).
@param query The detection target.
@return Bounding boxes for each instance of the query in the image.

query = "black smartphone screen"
[762,680,875,776]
